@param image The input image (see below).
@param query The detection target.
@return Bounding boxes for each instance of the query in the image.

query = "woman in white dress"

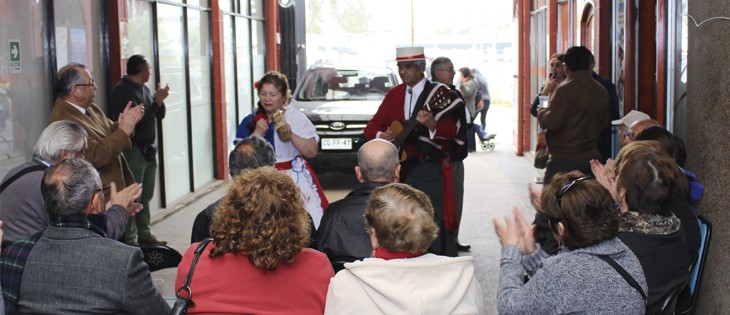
[234,71,328,227]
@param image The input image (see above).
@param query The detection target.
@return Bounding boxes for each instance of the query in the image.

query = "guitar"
[390,83,461,161]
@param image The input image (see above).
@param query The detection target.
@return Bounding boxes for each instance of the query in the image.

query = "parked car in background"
[291,64,399,174]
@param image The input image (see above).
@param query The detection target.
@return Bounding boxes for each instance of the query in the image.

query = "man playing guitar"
[364,47,465,257]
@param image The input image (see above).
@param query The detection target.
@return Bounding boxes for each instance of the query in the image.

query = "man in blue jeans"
[110,55,170,246]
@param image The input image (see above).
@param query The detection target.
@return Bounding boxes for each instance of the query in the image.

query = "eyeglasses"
[95,185,110,195]
[623,128,633,140]
[437,68,456,74]
[555,175,594,210]
[75,79,96,88]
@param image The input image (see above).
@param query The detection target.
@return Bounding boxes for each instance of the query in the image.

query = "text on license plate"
[321,138,352,150]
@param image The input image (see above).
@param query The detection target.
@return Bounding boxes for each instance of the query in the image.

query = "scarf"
[619,211,681,235]
[374,247,422,260]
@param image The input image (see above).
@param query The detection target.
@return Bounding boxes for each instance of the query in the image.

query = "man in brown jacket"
[48,63,143,200]
[534,46,609,254]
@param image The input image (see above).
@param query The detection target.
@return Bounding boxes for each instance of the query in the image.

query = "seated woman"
[175,167,334,314]
[234,71,327,228]
[606,141,692,305]
[325,183,485,314]
[633,126,701,261]
[494,172,646,314]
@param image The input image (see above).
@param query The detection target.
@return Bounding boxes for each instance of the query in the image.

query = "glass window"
[125,0,156,93]
[54,0,108,111]
[251,20,265,87]
[186,0,209,8]
[219,0,232,12]
[157,4,191,202]
[224,16,238,150]
[188,9,214,189]
[251,0,263,18]
[0,1,51,175]
[236,18,253,131]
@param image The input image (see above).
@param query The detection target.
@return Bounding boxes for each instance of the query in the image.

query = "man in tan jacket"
[48,63,143,201]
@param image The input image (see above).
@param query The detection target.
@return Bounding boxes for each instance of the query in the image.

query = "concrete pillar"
[686,1,730,312]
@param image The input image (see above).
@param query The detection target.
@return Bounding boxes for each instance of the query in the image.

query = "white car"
[291,64,399,173]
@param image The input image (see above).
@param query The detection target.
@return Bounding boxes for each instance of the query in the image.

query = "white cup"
[539,95,549,109]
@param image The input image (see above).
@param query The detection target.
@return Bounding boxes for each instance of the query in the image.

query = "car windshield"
[295,67,395,101]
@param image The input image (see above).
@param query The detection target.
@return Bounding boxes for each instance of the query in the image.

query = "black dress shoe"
[457,243,471,252]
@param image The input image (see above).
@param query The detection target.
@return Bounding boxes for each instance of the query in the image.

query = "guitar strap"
[394,82,438,149]
[409,81,438,119]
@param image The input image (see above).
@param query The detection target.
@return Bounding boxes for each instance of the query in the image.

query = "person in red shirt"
[175,167,333,314]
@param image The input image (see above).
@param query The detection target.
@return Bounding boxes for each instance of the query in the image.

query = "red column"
[516,0,531,155]
[107,0,126,87]
[265,0,279,72]
[211,1,228,180]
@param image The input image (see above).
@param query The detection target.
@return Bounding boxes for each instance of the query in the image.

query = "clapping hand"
[493,207,537,255]
[591,158,618,201]
[118,101,144,135]
[107,182,143,218]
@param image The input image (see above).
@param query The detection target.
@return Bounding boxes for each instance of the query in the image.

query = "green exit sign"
[9,40,21,73]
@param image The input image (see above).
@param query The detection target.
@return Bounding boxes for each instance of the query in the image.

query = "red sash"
[275,158,329,211]
[441,158,457,232]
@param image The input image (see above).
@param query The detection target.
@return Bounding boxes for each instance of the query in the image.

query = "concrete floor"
[147,106,544,313]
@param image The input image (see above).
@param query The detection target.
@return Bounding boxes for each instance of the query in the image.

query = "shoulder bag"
[533,128,549,169]
[169,238,213,315]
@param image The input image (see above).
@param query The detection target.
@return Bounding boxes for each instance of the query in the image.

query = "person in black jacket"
[594,140,691,305]
[317,139,401,271]
[190,136,318,247]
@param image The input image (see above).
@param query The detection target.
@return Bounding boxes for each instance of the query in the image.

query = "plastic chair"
[140,244,183,272]
[676,215,712,314]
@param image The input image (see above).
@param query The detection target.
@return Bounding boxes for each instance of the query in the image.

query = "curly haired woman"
[175,167,333,314]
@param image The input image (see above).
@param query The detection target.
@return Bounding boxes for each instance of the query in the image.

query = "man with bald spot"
[317,139,400,271]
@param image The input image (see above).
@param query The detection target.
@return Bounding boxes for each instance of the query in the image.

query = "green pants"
[123,145,157,243]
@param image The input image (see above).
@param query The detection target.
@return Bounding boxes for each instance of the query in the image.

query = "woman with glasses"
[595,140,691,305]
[529,53,566,117]
[494,171,646,314]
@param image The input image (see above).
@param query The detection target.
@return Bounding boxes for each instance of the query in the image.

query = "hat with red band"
[395,47,427,62]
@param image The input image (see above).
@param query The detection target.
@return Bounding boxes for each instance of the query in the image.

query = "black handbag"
[169,238,213,315]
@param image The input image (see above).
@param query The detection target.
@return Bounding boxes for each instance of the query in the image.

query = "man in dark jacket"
[535,46,609,254]
[317,139,400,271]
[0,159,169,314]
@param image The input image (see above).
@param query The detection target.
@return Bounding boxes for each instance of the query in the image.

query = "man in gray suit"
[0,158,169,314]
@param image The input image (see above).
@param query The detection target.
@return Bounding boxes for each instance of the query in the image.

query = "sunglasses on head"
[554,175,594,215]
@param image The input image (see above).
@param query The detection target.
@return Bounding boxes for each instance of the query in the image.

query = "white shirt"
[403,78,427,118]
[64,99,89,115]
[273,107,319,162]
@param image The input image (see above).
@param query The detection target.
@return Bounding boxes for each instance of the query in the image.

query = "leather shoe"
[138,235,167,246]
[457,242,471,252]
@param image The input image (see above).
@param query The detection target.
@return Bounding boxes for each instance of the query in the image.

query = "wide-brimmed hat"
[395,47,427,62]
[611,110,650,127]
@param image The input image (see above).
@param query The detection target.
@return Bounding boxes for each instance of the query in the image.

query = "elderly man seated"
[0,158,169,314]
[317,139,400,271]
[0,120,141,248]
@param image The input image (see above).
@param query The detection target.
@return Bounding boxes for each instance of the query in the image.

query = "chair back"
[676,215,712,314]
[141,244,183,272]
[647,283,685,315]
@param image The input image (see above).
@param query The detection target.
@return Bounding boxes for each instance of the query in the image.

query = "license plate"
[321,138,352,150]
